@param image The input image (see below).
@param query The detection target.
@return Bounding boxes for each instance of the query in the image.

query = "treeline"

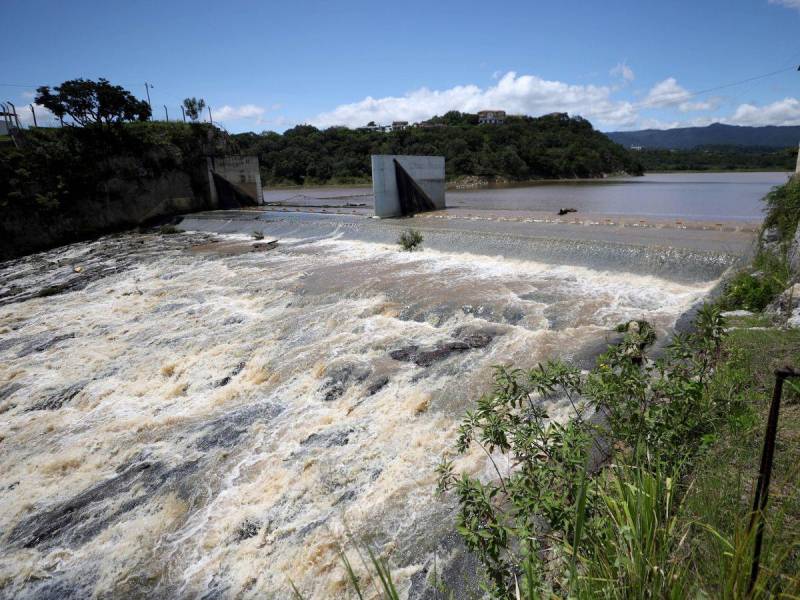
[232,112,644,185]
[635,145,797,172]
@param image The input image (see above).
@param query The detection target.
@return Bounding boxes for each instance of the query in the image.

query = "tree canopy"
[182,97,206,122]
[35,78,151,127]
[233,112,644,185]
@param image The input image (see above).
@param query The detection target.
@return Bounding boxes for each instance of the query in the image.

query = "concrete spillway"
[0,208,755,598]
[180,208,755,282]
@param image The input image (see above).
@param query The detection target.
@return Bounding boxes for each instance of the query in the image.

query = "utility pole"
[164,105,169,121]
[207,105,213,125]
[181,105,186,122]
[30,104,37,127]
[144,82,153,117]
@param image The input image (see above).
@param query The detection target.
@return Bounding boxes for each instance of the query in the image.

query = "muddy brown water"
[0,216,738,598]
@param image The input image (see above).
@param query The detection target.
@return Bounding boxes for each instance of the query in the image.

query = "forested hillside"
[634,145,797,171]
[232,112,643,185]
[607,122,800,150]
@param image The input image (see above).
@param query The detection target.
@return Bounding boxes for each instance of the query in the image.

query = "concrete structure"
[392,121,409,131]
[209,155,263,205]
[478,110,506,125]
[796,143,800,175]
[371,155,445,218]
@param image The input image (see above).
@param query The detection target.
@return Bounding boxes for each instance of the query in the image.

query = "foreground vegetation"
[232,112,643,185]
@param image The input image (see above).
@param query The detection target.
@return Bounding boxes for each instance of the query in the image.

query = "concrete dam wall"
[0,155,262,260]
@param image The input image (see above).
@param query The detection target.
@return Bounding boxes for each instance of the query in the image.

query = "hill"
[232,112,643,185]
[606,123,800,150]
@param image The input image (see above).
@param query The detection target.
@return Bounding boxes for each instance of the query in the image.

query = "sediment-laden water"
[0,229,716,598]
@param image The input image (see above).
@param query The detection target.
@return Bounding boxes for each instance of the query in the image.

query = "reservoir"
[264,171,791,223]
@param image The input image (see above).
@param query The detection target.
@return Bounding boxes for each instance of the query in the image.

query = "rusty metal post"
[7,101,20,128]
[748,366,799,593]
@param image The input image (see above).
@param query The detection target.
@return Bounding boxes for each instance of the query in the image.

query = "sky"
[3,0,800,133]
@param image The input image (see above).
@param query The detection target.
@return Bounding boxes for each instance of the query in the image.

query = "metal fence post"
[748,366,799,593]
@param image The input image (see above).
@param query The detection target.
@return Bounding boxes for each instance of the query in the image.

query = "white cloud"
[678,99,718,112]
[610,62,635,83]
[21,90,35,100]
[726,97,800,126]
[311,71,638,129]
[211,104,266,122]
[642,77,720,112]
[769,0,800,10]
[14,103,59,127]
[644,77,691,107]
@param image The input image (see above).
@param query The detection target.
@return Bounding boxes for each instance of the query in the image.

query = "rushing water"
[264,171,790,222]
[0,227,718,599]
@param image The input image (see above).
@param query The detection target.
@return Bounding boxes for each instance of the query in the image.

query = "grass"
[676,327,800,597]
[289,544,400,600]
[719,250,791,312]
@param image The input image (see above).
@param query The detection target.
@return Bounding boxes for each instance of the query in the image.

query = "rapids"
[0,229,716,598]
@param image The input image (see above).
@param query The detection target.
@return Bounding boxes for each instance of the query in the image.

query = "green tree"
[182,97,207,122]
[35,78,151,128]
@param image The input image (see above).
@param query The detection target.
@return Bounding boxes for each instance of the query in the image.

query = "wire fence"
[1,100,223,133]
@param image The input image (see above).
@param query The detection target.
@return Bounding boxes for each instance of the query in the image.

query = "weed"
[398,229,423,252]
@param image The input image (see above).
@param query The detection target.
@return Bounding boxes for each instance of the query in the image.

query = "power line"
[633,65,798,109]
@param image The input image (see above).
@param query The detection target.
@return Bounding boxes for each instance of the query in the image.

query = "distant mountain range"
[606,123,800,150]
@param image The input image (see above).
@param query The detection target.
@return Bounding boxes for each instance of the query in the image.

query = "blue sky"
[3,0,800,132]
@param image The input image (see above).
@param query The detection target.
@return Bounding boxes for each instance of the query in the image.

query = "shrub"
[397,229,423,252]
[437,306,728,597]
[720,251,790,312]
[763,177,800,244]
[252,230,264,240]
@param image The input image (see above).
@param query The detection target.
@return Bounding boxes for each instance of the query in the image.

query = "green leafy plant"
[438,307,731,598]
[398,229,424,252]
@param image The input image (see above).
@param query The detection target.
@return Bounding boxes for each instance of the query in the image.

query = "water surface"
[0,230,713,598]
[264,172,790,222]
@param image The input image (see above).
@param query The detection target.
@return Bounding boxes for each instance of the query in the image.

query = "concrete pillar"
[210,156,263,205]
[796,143,800,175]
[372,155,445,217]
